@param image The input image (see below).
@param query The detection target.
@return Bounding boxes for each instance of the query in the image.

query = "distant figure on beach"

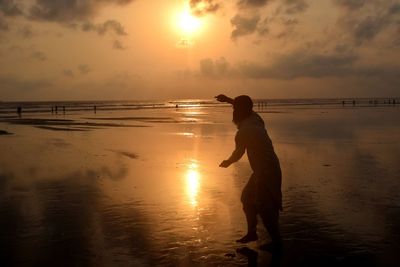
[17,106,22,117]
[215,94,283,251]
[94,105,97,114]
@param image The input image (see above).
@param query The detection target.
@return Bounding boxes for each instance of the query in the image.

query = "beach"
[1,101,399,266]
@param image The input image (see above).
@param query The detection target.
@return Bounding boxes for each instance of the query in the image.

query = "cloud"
[63,69,74,78]
[200,57,230,77]
[113,39,126,50]
[78,64,91,74]
[333,0,368,10]
[81,20,127,36]
[230,0,308,40]
[6,45,47,61]
[30,50,47,61]
[197,49,400,91]
[231,14,260,39]
[388,3,400,15]
[198,49,363,80]
[0,75,51,94]
[189,0,221,16]
[281,0,309,14]
[353,16,388,44]
[0,0,23,17]
[29,0,136,22]
[335,1,400,45]
[237,50,358,79]
[237,0,270,8]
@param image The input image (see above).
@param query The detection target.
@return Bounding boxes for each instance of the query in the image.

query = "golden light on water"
[185,161,201,207]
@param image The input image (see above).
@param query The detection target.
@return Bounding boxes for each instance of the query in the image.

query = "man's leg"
[259,206,281,243]
[258,204,282,253]
[237,177,258,243]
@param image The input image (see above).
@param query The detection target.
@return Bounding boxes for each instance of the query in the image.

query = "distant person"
[215,94,283,251]
[17,106,22,117]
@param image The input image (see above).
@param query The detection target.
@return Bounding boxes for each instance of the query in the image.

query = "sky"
[0,0,399,101]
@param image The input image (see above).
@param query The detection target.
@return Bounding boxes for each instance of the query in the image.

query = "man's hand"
[219,160,231,168]
[215,94,233,104]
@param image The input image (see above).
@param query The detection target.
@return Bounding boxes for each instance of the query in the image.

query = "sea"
[1,97,399,115]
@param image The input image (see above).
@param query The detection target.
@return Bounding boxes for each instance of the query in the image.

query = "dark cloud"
[231,0,307,40]
[63,69,74,78]
[29,0,135,22]
[199,50,362,80]
[0,0,23,17]
[237,0,270,8]
[30,50,47,61]
[335,1,400,46]
[113,39,125,50]
[231,14,260,39]
[353,16,388,44]
[282,0,309,14]
[200,57,230,77]
[333,0,367,10]
[198,50,399,88]
[78,64,91,74]
[189,0,221,16]
[388,3,400,15]
[81,20,127,36]
[237,50,358,79]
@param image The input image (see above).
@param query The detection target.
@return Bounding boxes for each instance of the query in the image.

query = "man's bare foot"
[236,232,258,243]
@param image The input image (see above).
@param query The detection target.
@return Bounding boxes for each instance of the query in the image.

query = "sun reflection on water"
[185,161,201,207]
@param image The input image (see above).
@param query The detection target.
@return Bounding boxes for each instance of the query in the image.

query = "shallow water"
[0,105,399,266]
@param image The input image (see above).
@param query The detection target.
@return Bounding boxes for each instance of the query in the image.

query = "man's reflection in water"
[236,246,283,267]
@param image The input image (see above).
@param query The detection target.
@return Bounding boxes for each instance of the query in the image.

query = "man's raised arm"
[215,94,234,105]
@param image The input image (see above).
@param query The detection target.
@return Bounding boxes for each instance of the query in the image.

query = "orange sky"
[0,0,399,101]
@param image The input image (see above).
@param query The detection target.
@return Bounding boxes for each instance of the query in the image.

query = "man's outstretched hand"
[215,94,233,104]
[219,160,231,168]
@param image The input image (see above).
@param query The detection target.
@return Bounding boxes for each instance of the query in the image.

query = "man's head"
[233,95,253,125]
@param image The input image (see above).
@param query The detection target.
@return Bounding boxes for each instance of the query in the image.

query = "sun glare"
[185,161,200,207]
[177,4,201,35]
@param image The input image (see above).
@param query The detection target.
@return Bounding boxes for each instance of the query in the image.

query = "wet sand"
[1,105,399,266]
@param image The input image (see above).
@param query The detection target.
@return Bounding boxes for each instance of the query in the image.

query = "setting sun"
[177,4,202,35]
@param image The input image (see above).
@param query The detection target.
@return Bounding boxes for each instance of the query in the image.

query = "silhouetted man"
[216,94,282,251]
